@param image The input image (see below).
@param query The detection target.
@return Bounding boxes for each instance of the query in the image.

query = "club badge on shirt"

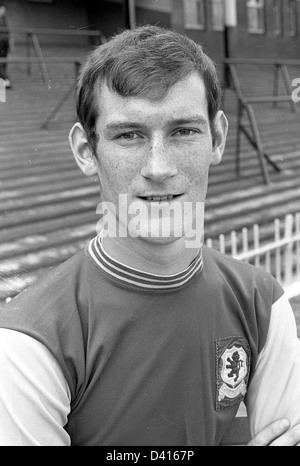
[215,336,251,411]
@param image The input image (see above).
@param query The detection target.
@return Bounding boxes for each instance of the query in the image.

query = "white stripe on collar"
[86,232,203,291]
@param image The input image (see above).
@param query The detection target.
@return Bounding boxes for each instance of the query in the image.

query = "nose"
[140,138,178,182]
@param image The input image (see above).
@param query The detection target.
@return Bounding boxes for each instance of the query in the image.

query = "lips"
[139,194,182,202]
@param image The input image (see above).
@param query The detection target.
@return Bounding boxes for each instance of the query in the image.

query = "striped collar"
[86,233,203,292]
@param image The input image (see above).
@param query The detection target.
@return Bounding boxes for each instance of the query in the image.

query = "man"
[0,25,300,446]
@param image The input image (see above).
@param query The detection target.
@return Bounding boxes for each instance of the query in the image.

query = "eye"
[174,128,199,137]
[118,132,140,141]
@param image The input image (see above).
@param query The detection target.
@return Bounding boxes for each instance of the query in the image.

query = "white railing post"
[231,230,238,256]
[274,218,281,282]
[284,214,294,286]
[265,250,271,273]
[206,238,213,248]
[219,234,226,254]
[242,227,249,261]
[253,224,260,267]
[296,213,300,280]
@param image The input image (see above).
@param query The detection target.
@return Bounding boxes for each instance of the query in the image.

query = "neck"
[102,235,201,275]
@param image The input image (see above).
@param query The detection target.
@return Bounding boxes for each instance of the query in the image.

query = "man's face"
[74,72,227,245]
[0,7,6,17]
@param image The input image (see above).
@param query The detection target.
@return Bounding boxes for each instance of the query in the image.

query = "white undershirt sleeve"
[247,293,300,437]
[0,328,71,446]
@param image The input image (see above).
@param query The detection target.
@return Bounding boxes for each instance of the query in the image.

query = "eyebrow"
[105,122,144,131]
[104,116,208,132]
[170,117,208,126]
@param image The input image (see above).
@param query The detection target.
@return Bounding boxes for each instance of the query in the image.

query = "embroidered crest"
[215,337,251,411]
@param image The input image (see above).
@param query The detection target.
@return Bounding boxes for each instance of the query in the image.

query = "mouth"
[138,194,183,202]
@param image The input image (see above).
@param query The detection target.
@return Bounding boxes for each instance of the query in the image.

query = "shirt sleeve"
[246,292,300,436]
[0,328,71,446]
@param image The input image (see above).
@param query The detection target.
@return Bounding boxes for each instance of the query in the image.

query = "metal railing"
[206,212,300,298]
[0,56,81,128]
[224,58,300,185]
[0,26,105,83]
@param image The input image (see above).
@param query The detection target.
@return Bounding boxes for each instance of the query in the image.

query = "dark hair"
[76,25,222,153]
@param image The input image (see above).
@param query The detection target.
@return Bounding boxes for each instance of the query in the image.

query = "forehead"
[95,72,209,128]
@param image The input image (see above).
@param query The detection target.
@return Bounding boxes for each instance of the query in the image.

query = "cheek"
[97,146,141,189]
[177,147,211,201]
[178,146,211,181]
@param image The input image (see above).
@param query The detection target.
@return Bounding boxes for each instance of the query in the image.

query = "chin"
[137,235,181,246]
[127,222,183,245]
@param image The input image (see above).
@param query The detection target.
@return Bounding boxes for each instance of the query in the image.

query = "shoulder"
[0,246,101,353]
[202,245,283,304]
[3,245,102,309]
[4,249,85,306]
[0,247,101,399]
[201,246,285,357]
[0,247,87,332]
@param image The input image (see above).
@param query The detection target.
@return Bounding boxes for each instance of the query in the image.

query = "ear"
[211,111,228,166]
[69,122,98,176]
